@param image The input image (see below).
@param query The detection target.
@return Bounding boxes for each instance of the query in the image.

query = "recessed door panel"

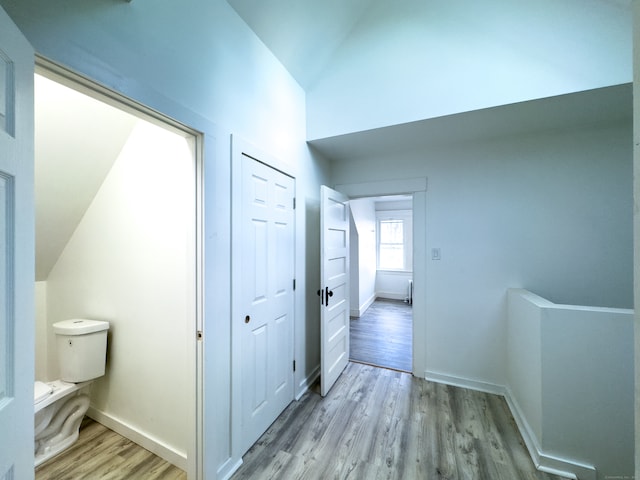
[0,174,13,406]
[249,324,268,415]
[250,219,268,303]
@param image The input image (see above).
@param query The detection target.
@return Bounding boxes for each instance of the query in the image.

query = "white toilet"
[34,318,109,467]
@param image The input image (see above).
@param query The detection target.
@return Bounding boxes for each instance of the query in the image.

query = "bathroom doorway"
[33,64,201,476]
[348,195,413,372]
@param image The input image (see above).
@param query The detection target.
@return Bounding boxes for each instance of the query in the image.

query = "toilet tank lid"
[53,319,109,335]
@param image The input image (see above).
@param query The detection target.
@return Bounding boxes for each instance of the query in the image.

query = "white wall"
[44,120,194,465]
[376,271,413,301]
[307,0,632,139]
[507,289,634,480]
[1,1,331,477]
[349,198,377,315]
[332,121,633,387]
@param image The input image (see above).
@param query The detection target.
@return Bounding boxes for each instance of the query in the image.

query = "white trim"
[87,407,187,470]
[36,58,205,479]
[376,292,407,301]
[503,387,596,480]
[376,210,413,272]
[336,178,427,197]
[351,293,376,317]
[424,370,505,396]
[424,371,596,480]
[296,365,320,401]
[336,180,427,378]
[217,457,243,480]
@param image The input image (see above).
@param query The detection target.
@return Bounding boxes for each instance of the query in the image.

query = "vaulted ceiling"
[228,0,632,158]
[35,74,138,280]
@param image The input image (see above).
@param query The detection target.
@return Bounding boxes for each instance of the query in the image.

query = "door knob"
[245,315,250,324]
[325,287,333,306]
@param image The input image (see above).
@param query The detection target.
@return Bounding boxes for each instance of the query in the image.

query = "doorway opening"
[348,194,413,372]
[33,63,202,477]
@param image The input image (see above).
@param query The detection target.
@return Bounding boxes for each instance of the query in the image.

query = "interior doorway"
[33,63,201,477]
[348,194,413,372]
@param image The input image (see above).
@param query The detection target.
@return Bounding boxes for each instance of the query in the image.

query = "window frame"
[376,209,413,272]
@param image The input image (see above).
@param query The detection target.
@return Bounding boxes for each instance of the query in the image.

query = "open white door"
[320,186,350,396]
[0,6,35,480]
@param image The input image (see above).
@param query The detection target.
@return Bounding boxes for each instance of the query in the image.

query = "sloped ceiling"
[35,74,138,281]
[227,0,371,90]
[229,0,632,152]
[308,83,632,161]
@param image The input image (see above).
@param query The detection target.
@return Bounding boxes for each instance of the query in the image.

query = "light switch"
[432,248,441,260]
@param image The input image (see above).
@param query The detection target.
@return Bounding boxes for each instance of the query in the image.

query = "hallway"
[349,299,412,372]
[231,362,564,480]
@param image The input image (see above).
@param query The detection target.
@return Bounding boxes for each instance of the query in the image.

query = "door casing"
[34,57,204,478]
[335,178,427,377]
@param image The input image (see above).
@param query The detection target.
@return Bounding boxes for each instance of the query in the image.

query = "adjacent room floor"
[350,298,412,372]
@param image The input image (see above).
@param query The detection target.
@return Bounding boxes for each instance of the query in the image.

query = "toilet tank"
[53,319,109,383]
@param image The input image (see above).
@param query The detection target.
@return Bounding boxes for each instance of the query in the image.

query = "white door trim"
[34,57,205,478]
[334,179,427,377]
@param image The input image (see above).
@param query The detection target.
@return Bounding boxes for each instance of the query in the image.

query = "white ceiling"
[228,0,631,93]
[227,0,371,89]
[35,74,138,281]
[229,0,632,160]
[308,83,632,161]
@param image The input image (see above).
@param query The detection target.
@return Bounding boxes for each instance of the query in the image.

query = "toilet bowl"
[34,319,109,467]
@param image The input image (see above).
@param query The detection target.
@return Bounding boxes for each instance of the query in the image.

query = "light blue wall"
[307,0,632,139]
[332,121,633,386]
[0,0,331,477]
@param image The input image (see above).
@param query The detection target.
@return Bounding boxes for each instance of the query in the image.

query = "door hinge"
[293,197,296,210]
[293,278,296,291]
[293,360,296,372]
[197,330,203,341]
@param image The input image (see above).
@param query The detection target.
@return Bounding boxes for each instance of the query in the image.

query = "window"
[377,211,412,271]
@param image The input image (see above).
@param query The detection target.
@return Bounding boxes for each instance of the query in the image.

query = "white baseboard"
[424,372,595,480]
[503,387,596,480]
[425,370,505,396]
[218,457,243,480]
[377,292,408,301]
[296,365,320,401]
[87,406,187,471]
[351,293,377,317]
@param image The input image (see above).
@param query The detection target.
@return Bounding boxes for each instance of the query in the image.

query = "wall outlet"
[432,248,441,260]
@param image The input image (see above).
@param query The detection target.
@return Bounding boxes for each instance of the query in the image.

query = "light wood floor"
[350,299,412,372]
[232,362,566,480]
[35,417,186,480]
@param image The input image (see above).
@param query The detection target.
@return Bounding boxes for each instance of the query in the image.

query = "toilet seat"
[34,381,53,405]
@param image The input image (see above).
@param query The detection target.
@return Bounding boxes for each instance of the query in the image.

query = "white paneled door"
[0,6,34,480]
[320,186,350,396]
[240,154,295,454]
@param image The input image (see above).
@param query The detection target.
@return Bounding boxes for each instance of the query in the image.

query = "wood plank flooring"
[350,299,412,372]
[232,362,566,480]
[35,417,186,480]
